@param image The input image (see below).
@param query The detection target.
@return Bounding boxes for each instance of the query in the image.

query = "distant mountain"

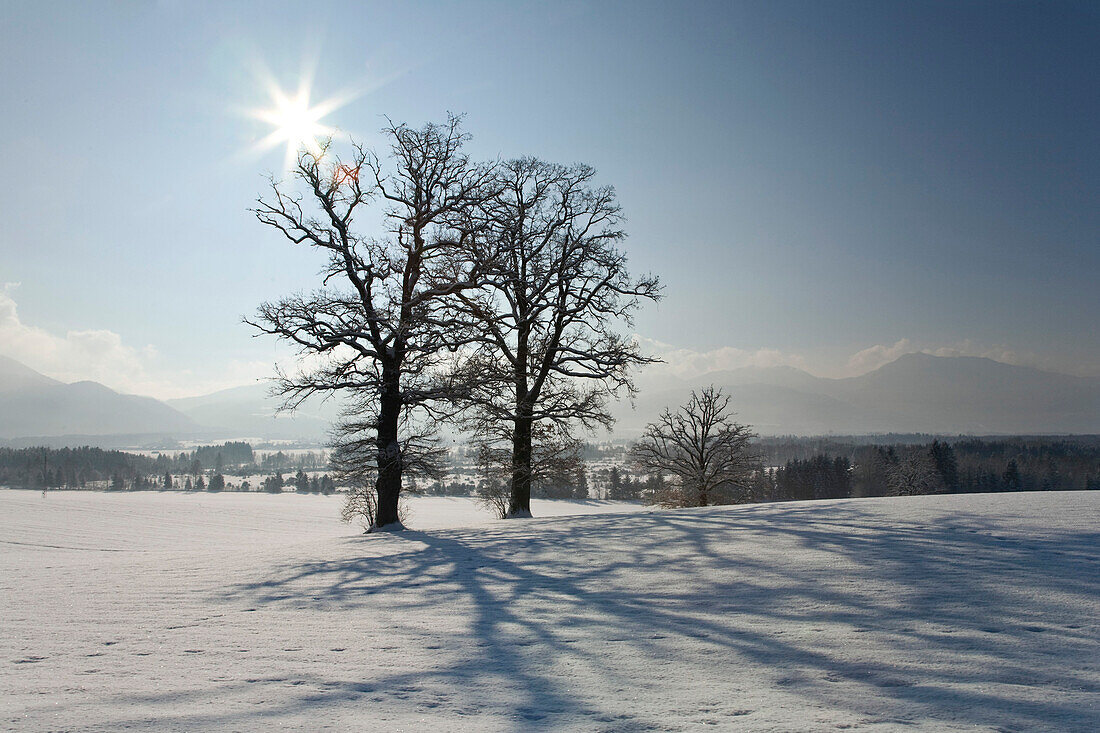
[5,351,1095,444]
[823,353,1100,433]
[613,353,1100,437]
[0,355,199,440]
[684,364,829,392]
[167,383,343,442]
[0,354,62,392]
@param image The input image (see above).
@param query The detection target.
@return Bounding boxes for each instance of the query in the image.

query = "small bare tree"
[248,116,496,530]
[455,158,660,517]
[474,444,510,519]
[630,387,759,507]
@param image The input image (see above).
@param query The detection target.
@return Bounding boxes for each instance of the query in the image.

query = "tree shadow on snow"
[100,496,1100,730]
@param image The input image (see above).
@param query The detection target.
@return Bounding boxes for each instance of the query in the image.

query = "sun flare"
[267,92,327,146]
[251,76,352,172]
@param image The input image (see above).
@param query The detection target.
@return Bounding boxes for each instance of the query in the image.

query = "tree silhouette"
[455,158,659,516]
[249,116,496,529]
[630,387,758,507]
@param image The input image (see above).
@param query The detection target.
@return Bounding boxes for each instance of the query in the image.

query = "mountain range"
[165,384,343,443]
[615,353,1100,436]
[1,352,1097,445]
[0,355,199,443]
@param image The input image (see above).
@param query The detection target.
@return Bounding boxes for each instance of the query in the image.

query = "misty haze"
[2,2,1098,732]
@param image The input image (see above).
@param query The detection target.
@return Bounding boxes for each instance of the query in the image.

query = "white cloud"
[0,291,271,399]
[3,284,1090,404]
[843,338,1090,377]
[845,338,917,375]
[638,334,1094,383]
[634,336,811,380]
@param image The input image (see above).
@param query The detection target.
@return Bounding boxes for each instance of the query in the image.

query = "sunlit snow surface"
[2,490,1098,732]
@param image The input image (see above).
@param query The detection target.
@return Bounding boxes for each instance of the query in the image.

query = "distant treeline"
[749,436,1100,502]
[174,443,327,475]
[5,436,1097,499]
[0,446,144,489]
[190,442,254,469]
[0,442,329,490]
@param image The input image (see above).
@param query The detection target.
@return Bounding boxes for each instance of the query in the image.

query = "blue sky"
[1,1,1097,397]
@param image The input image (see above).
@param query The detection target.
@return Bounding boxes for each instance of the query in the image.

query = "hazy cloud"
[844,338,1095,377]
[845,339,919,375]
[640,335,1094,383]
[635,337,812,380]
[0,291,270,399]
[2,288,1089,403]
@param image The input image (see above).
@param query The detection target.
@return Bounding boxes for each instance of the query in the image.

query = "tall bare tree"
[456,158,660,517]
[248,116,495,530]
[630,386,759,507]
[474,426,584,518]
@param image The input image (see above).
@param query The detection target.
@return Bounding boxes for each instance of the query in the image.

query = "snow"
[2,490,1099,732]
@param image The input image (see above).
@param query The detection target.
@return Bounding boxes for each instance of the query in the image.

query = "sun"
[251,77,351,172]
[263,90,328,150]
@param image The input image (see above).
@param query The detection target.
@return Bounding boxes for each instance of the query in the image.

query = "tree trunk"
[374,365,403,528]
[509,411,533,517]
[509,315,533,518]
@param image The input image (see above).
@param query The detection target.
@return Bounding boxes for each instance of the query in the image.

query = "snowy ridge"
[3,491,1099,731]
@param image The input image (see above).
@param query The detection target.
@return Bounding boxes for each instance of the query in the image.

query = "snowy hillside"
[2,491,1098,731]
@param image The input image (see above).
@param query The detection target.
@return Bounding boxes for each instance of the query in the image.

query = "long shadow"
[89,495,1100,730]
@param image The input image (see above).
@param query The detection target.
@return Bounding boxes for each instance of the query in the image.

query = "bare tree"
[453,158,660,517]
[248,116,495,530]
[630,387,759,507]
[473,444,511,520]
[473,427,584,518]
[887,449,944,496]
[330,408,448,528]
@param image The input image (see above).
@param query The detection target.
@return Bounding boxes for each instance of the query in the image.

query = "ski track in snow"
[2,490,1099,732]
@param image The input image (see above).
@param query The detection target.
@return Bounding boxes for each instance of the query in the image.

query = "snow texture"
[2,490,1099,732]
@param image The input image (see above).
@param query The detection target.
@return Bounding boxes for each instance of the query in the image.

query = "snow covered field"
[2,490,1098,732]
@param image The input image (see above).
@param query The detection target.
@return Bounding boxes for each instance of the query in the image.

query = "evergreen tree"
[644,472,665,502]
[607,466,641,500]
[749,466,777,502]
[264,472,284,494]
[929,440,959,491]
[1041,460,1061,491]
[607,466,623,498]
[573,465,590,500]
